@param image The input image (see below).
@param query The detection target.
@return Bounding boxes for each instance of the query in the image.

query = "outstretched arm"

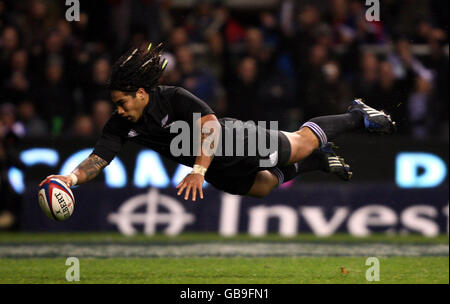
[39,153,108,187]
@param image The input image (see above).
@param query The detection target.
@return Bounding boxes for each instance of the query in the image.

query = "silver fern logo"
[161,114,169,127]
[127,129,139,138]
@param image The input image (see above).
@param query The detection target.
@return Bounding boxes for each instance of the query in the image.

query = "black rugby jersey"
[93,85,285,175]
[93,86,215,166]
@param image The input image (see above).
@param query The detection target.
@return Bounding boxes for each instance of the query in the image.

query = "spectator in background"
[422,27,448,138]
[408,76,433,138]
[28,29,69,91]
[328,0,353,46]
[71,9,90,43]
[18,0,56,46]
[168,27,190,53]
[9,49,29,75]
[259,11,280,50]
[245,27,263,56]
[354,52,416,135]
[300,43,329,117]
[412,19,434,44]
[226,56,260,122]
[0,26,20,83]
[162,27,189,85]
[289,4,327,69]
[68,114,95,139]
[175,45,218,108]
[388,38,433,83]
[3,70,30,103]
[55,19,74,46]
[83,57,111,107]
[346,0,386,44]
[108,0,130,52]
[198,31,226,82]
[195,31,228,116]
[130,0,164,44]
[216,5,245,45]
[16,99,48,138]
[184,0,215,43]
[0,103,25,138]
[303,58,349,118]
[353,51,379,102]
[2,49,31,102]
[386,38,435,136]
[256,67,297,130]
[36,57,73,136]
[44,29,65,59]
[367,61,411,133]
[391,0,433,40]
[92,99,112,136]
[243,27,271,70]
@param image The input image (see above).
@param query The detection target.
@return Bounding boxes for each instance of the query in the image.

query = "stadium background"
[0,0,448,237]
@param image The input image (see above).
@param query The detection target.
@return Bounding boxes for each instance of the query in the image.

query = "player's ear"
[136,88,146,99]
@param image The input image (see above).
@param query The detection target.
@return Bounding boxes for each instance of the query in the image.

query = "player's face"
[111,89,148,123]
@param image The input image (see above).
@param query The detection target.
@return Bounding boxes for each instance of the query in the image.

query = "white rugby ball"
[38,178,75,221]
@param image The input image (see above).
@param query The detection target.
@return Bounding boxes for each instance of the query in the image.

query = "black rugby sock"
[302,112,364,147]
[269,150,327,185]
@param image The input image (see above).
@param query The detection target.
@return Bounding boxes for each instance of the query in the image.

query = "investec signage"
[106,187,448,237]
[24,184,447,236]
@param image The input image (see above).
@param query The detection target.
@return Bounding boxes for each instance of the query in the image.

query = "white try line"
[0,243,448,258]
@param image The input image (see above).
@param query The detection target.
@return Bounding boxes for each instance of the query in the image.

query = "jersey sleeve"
[171,87,215,122]
[92,114,127,164]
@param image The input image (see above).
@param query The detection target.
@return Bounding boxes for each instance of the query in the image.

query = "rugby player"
[40,44,396,201]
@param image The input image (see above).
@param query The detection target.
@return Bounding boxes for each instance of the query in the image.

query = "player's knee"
[292,134,316,161]
[249,187,273,198]
[247,171,277,198]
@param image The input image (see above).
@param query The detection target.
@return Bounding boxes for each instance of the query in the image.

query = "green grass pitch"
[0,233,448,284]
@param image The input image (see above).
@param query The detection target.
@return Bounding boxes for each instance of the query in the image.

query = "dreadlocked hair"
[108,43,168,93]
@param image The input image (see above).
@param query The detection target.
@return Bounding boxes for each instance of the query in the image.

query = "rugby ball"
[38,178,75,221]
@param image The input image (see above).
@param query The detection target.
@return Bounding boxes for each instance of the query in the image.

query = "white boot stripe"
[329,162,343,165]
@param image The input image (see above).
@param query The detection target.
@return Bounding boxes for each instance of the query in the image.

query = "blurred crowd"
[0,0,448,142]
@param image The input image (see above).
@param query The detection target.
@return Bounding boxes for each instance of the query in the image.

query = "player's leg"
[246,170,279,198]
[247,99,395,198]
[284,98,396,164]
[247,144,352,198]
[283,111,365,164]
[281,128,320,164]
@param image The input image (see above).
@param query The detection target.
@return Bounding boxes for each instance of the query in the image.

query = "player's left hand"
[176,173,204,201]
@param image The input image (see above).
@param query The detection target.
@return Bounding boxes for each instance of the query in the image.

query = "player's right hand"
[39,175,72,187]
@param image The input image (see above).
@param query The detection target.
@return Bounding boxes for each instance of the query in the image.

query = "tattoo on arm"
[201,131,214,150]
[200,128,218,159]
[73,154,108,184]
[195,114,220,168]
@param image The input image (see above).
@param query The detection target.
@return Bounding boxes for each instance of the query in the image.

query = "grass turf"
[0,232,448,284]
[0,257,448,284]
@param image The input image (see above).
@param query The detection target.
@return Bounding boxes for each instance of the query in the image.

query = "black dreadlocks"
[108,43,168,93]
